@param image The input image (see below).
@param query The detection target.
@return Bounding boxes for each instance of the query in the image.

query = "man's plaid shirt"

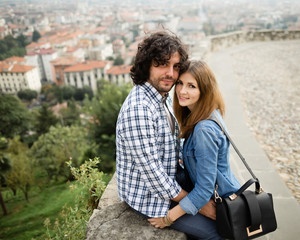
[116,82,182,217]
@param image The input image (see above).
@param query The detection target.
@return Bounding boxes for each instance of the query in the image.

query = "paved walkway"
[205,42,300,240]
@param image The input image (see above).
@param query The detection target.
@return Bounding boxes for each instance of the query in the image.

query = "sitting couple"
[116,31,240,240]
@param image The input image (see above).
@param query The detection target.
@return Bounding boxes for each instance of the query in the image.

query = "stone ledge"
[85,173,187,240]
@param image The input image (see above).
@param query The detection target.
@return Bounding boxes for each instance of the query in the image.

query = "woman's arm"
[148,199,216,228]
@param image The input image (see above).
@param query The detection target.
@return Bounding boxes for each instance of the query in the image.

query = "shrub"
[42,157,107,240]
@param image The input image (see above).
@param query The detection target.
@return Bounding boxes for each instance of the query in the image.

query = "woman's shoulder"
[194,110,225,136]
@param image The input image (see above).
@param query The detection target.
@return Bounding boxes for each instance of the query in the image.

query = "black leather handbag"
[210,114,277,240]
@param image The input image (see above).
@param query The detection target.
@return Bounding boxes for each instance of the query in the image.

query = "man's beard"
[149,76,175,94]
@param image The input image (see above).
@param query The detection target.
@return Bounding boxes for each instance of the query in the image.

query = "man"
[116,31,218,238]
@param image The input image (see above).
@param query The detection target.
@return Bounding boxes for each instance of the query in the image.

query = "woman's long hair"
[173,60,225,139]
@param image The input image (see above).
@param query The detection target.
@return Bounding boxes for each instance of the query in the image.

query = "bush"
[42,157,107,240]
[17,89,38,101]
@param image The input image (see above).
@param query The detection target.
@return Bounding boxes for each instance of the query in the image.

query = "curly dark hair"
[130,31,189,85]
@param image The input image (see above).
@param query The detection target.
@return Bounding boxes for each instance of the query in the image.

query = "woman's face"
[175,72,200,112]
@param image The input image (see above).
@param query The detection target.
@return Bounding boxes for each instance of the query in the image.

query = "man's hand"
[199,199,216,220]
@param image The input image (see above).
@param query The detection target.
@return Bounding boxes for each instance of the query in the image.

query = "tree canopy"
[0,94,31,138]
[32,30,41,42]
[32,103,59,136]
[0,35,27,60]
[30,125,91,181]
[85,80,131,172]
[5,137,34,201]
[17,89,38,101]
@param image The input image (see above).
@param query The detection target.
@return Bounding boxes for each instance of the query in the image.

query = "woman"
[148,60,240,239]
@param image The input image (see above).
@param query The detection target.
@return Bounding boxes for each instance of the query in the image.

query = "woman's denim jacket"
[179,110,241,215]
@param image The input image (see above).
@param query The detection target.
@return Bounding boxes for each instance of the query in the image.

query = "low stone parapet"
[209,30,300,52]
[85,174,187,240]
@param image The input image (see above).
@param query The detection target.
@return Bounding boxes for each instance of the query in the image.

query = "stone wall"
[209,30,300,52]
[85,174,187,240]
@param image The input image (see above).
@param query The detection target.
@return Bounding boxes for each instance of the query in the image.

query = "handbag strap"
[209,112,261,192]
[242,190,262,230]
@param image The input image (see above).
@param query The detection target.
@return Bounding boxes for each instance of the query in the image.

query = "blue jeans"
[132,201,223,240]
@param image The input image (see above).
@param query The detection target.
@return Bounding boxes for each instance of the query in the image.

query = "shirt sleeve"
[120,103,181,200]
[179,126,219,215]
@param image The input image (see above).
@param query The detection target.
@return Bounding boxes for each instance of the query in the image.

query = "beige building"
[0,57,41,94]
[106,65,132,85]
[64,61,112,92]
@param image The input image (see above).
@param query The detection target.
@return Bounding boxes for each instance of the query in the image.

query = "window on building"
[88,76,91,87]
[74,78,77,87]
[80,72,84,85]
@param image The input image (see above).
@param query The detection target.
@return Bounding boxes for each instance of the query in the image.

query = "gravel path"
[231,40,300,203]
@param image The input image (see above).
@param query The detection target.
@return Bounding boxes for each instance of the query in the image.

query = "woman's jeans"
[132,201,223,240]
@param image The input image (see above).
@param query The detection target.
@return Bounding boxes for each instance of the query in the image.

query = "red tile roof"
[4,56,26,64]
[11,65,36,73]
[51,56,81,66]
[106,65,132,75]
[26,48,56,56]
[0,63,35,73]
[88,26,106,34]
[64,61,112,72]
[8,23,24,29]
[26,41,47,49]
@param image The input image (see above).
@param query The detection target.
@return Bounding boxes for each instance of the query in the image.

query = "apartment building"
[25,48,58,83]
[64,61,112,92]
[51,56,82,86]
[0,57,41,94]
[106,65,132,85]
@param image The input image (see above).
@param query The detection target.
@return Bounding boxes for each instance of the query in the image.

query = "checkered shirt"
[116,82,182,217]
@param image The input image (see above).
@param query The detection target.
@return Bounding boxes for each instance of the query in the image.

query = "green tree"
[6,47,26,58]
[113,55,124,66]
[16,34,29,48]
[33,103,59,136]
[30,125,90,181]
[5,137,34,201]
[41,83,54,95]
[61,85,76,100]
[3,35,19,49]
[17,89,38,101]
[0,94,31,139]
[74,86,93,101]
[32,30,41,42]
[106,56,114,61]
[58,99,80,126]
[0,136,11,215]
[86,81,131,172]
[0,35,26,60]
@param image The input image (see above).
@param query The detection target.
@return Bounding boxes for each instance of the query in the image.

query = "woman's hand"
[148,211,174,228]
[148,217,168,229]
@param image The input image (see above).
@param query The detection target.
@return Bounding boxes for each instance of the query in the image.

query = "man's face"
[147,52,181,95]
